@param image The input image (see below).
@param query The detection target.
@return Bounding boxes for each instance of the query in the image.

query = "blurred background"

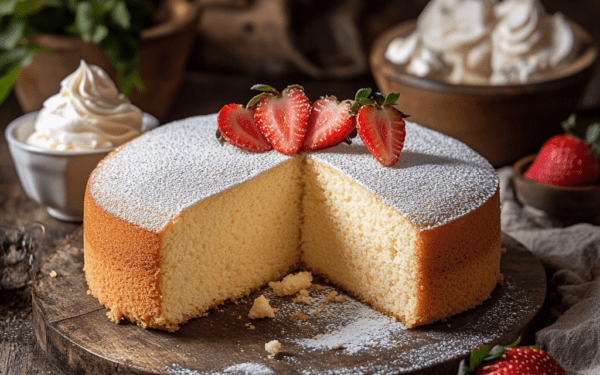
[4,0,599,121]
[189,0,600,109]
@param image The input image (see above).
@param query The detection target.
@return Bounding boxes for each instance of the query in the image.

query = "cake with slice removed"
[83,114,501,331]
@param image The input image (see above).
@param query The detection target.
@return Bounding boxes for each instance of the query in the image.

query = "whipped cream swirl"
[385,0,578,85]
[490,0,575,84]
[27,60,143,150]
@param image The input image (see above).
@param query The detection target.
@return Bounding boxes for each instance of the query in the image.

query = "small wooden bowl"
[370,19,598,168]
[512,154,600,219]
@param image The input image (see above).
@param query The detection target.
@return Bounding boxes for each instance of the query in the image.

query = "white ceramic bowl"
[5,112,159,222]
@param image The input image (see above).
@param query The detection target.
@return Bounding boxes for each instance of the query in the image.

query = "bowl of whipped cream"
[370,0,598,167]
[6,60,159,222]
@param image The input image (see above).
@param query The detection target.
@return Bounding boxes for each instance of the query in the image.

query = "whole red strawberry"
[524,115,600,187]
[217,103,272,152]
[352,89,407,167]
[251,84,311,155]
[301,96,356,152]
[457,338,566,375]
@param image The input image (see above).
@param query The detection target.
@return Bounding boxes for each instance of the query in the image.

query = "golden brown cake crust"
[413,190,502,326]
[83,186,169,330]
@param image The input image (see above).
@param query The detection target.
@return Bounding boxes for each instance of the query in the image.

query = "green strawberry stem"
[349,88,409,118]
[215,129,225,145]
[247,93,265,108]
[373,92,386,105]
[250,84,279,95]
[355,88,373,100]
[383,92,400,106]
[587,123,600,144]
[457,337,523,375]
[560,114,600,160]
[248,84,307,108]
[286,84,305,92]
[586,122,600,159]
[562,113,577,134]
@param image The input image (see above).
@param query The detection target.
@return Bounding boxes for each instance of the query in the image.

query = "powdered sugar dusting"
[168,363,274,375]
[220,363,275,374]
[161,267,539,375]
[89,115,497,232]
[310,122,498,230]
[89,115,291,232]
[293,296,405,354]
[266,273,536,374]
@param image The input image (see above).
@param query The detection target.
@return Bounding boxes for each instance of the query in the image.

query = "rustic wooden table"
[0,71,381,375]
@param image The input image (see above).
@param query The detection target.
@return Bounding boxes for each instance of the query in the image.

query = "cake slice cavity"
[301,159,419,326]
[159,160,303,325]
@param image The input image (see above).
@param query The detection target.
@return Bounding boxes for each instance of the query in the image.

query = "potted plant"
[0,0,199,121]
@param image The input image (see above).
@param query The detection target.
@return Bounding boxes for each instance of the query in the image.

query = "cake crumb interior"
[159,157,422,327]
[159,159,303,324]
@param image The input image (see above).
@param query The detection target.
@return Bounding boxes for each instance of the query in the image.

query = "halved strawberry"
[217,103,272,152]
[354,89,406,167]
[457,337,566,375]
[301,96,355,152]
[251,84,311,155]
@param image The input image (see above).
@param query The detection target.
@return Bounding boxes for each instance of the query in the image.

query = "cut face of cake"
[84,114,501,331]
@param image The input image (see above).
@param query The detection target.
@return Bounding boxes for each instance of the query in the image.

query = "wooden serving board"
[32,229,546,375]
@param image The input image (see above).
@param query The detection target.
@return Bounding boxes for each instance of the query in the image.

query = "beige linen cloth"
[498,167,600,375]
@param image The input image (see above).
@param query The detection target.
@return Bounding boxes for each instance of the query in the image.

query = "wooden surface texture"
[32,228,545,375]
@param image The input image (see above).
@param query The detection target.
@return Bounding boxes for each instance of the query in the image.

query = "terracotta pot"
[14,0,199,121]
[370,20,598,168]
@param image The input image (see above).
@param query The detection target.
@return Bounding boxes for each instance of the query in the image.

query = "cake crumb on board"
[249,295,275,319]
[289,313,307,322]
[293,289,311,304]
[269,271,312,296]
[265,340,281,356]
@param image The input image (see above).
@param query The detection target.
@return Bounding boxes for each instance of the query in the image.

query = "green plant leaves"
[0,47,32,76]
[0,65,22,104]
[0,47,32,104]
[117,69,144,98]
[91,24,108,43]
[110,1,130,29]
[11,0,59,17]
[0,0,160,105]
[76,1,110,43]
[100,31,143,97]
[0,0,19,16]
[0,20,24,49]
[75,2,93,37]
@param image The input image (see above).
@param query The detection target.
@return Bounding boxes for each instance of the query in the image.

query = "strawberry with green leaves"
[250,84,311,155]
[524,114,600,187]
[217,103,272,152]
[351,88,407,167]
[301,96,356,152]
[457,337,565,375]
